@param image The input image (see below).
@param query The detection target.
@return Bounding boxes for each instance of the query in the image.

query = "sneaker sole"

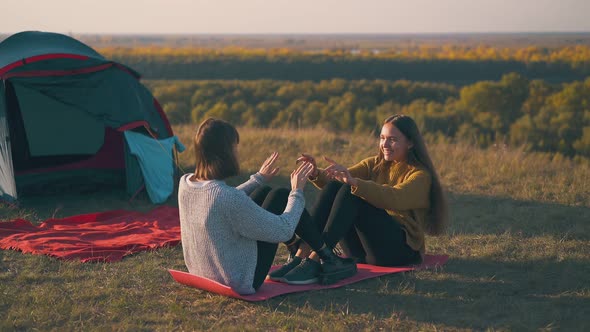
[279,277,319,285]
[267,276,285,282]
[319,265,358,285]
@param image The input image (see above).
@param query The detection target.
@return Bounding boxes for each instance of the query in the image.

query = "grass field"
[1,126,589,331]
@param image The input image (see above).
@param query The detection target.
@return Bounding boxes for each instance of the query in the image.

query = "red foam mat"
[169,254,448,301]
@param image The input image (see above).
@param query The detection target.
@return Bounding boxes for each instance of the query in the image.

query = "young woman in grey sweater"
[178,118,356,295]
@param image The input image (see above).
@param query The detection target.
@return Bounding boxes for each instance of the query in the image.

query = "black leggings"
[251,181,421,289]
[309,181,421,267]
[249,186,325,290]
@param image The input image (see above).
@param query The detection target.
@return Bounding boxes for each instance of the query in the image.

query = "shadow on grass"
[448,192,590,240]
[260,256,589,331]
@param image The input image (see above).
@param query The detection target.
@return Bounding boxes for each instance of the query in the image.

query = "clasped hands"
[258,152,357,190]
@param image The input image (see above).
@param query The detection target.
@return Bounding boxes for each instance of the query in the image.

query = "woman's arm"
[236,173,265,194]
[310,157,374,188]
[236,152,280,194]
[229,189,306,243]
[231,161,313,243]
[351,169,432,211]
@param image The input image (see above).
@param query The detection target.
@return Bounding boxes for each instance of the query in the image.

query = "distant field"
[98,44,590,83]
[1,127,588,331]
[3,32,590,49]
[5,32,589,83]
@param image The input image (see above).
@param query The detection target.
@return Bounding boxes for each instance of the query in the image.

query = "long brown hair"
[193,118,240,180]
[376,114,448,235]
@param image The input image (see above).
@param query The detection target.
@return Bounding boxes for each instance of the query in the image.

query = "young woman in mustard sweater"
[270,114,448,284]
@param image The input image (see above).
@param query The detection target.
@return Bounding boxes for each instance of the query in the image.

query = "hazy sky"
[2,0,589,34]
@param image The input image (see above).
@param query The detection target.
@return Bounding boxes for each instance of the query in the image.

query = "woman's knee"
[250,185,272,199]
[324,180,344,193]
[335,183,360,203]
[266,187,290,200]
[250,185,272,206]
[316,181,344,203]
[337,183,353,194]
[261,187,290,213]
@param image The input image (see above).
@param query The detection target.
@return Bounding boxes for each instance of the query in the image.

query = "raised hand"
[258,152,280,181]
[296,153,318,178]
[323,156,358,186]
[291,161,315,191]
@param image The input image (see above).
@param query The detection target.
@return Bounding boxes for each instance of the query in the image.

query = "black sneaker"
[280,258,321,285]
[316,246,358,285]
[319,257,357,285]
[267,256,302,281]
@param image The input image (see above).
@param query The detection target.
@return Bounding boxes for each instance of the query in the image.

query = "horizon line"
[2,31,590,36]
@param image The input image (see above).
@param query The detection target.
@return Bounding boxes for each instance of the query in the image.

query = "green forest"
[146,74,590,158]
[97,44,590,159]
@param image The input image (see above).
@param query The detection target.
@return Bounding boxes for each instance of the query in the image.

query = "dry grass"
[1,126,589,331]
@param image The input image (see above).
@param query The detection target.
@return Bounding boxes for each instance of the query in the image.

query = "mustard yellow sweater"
[311,156,431,253]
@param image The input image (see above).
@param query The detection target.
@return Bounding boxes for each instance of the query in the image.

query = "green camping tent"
[0,31,180,203]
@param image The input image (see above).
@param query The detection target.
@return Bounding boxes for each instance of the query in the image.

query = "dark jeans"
[309,181,421,267]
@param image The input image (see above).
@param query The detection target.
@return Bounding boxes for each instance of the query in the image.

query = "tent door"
[0,85,17,201]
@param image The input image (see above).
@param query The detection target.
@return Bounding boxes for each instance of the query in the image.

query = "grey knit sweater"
[178,173,305,294]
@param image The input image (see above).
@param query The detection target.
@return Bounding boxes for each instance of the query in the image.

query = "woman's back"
[179,175,259,294]
[178,174,305,294]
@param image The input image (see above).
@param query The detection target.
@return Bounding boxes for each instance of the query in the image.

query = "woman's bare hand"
[296,153,318,178]
[259,152,280,181]
[291,161,315,191]
[324,156,358,186]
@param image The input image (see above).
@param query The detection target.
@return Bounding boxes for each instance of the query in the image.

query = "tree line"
[145,74,590,158]
[102,46,590,83]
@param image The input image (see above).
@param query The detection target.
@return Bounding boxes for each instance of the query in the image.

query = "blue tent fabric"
[0,31,139,77]
[124,131,185,204]
[0,31,174,203]
[0,31,105,69]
